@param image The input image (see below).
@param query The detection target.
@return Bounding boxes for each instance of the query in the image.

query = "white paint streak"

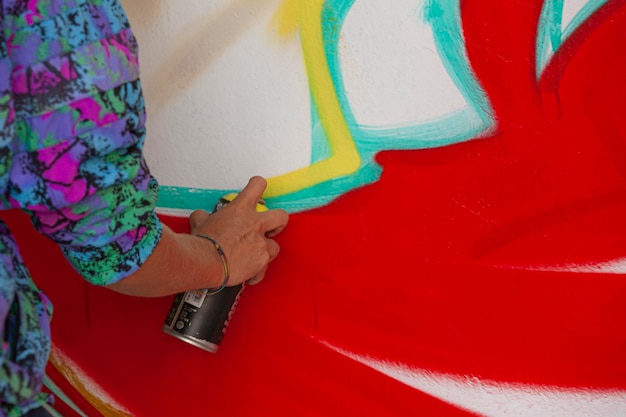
[492,257,626,274]
[320,340,626,417]
[585,258,626,273]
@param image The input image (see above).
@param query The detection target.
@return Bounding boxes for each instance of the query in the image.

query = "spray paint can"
[162,193,267,353]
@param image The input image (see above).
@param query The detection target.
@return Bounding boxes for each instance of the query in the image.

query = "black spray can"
[162,193,267,353]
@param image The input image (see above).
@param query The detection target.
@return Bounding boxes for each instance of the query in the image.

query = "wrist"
[184,232,225,289]
[107,226,224,297]
[194,234,229,293]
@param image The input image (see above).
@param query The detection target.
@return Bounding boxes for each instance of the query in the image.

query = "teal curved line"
[317,0,494,190]
[536,0,564,79]
[44,374,89,417]
[423,0,494,129]
[323,0,494,150]
[536,0,609,78]
[157,0,494,214]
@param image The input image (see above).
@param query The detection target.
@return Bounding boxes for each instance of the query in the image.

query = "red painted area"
[3,1,626,415]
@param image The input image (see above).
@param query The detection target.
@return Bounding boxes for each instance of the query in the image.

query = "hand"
[188,176,289,286]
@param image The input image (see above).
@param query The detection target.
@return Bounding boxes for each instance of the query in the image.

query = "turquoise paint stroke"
[44,374,89,417]
[536,0,609,78]
[157,0,494,214]
[346,0,495,152]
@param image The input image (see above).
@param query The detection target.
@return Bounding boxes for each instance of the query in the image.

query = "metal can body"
[162,193,266,352]
[162,283,245,353]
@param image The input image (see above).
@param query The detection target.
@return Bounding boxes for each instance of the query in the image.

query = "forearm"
[106,224,224,297]
[106,177,288,297]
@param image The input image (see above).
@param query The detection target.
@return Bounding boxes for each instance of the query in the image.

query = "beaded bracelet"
[195,234,229,295]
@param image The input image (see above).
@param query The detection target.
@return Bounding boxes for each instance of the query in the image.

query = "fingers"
[267,238,280,262]
[234,176,289,236]
[246,240,279,286]
[191,176,287,287]
[262,209,289,237]
[247,266,266,285]
[235,176,267,208]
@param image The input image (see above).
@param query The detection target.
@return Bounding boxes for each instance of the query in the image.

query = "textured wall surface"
[4,0,626,416]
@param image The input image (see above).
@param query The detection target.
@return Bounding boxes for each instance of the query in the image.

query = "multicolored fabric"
[0,0,162,415]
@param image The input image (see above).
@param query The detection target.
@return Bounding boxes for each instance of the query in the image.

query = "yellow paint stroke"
[49,345,133,417]
[266,0,361,198]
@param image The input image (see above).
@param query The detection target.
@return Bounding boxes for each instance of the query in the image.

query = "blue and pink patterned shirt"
[0,0,162,414]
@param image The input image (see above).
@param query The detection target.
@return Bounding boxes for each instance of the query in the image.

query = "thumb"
[189,209,211,230]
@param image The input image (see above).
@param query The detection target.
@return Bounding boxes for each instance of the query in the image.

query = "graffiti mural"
[130,0,494,212]
[3,0,626,416]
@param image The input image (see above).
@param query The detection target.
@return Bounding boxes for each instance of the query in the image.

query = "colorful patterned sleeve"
[4,0,162,285]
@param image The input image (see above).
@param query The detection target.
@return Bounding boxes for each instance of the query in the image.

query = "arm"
[6,1,287,296]
[107,176,289,297]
